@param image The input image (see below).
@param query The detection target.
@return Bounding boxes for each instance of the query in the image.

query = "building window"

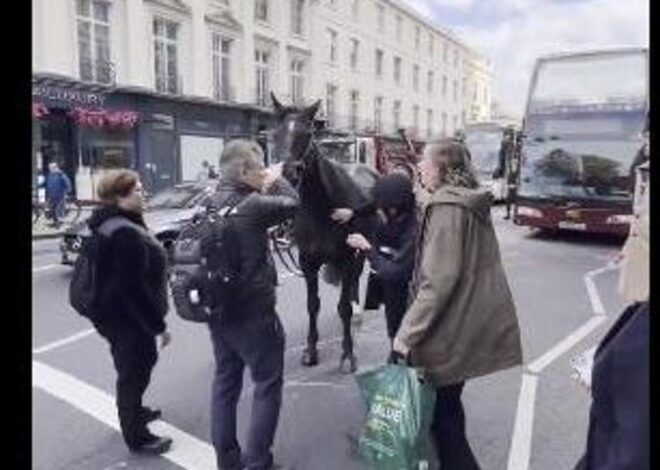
[442,75,448,97]
[375,49,383,78]
[442,112,447,136]
[255,48,270,106]
[473,83,478,102]
[290,58,305,104]
[76,0,112,84]
[394,57,402,85]
[212,35,233,101]
[349,90,360,130]
[328,29,337,62]
[376,3,384,32]
[443,42,448,63]
[374,96,383,132]
[153,17,179,94]
[393,100,401,131]
[454,49,459,68]
[350,38,359,71]
[427,109,433,138]
[462,77,467,97]
[461,110,466,127]
[255,0,269,22]
[413,105,419,133]
[291,0,304,36]
[415,26,420,50]
[428,34,434,57]
[427,70,434,93]
[453,80,458,101]
[326,83,337,127]
[453,114,458,133]
[413,65,419,92]
[396,15,402,41]
[483,86,488,104]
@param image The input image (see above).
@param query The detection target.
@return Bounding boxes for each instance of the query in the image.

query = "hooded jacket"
[394,185,523,386]
[88,205,169,337]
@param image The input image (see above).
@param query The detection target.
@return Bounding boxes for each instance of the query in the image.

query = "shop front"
[32,76,139,202]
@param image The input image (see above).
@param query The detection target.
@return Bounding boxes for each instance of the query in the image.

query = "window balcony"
[213,85,236,102]
[155,75,182,95]
[79,58,116,86]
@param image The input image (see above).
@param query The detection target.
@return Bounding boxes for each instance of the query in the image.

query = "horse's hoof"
[339,354,358,374]
[301,348,319,367]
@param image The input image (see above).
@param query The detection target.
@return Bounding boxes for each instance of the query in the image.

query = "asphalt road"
[32,206,627,470]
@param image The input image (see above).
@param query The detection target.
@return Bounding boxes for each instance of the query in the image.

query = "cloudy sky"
[401,0,649,118]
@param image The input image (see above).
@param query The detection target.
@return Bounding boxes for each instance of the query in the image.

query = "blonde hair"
[424,139,479,189]
[96,169,140,204]
[219,139,264,180]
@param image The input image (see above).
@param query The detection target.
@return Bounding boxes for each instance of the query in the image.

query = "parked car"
[60,181,216,265]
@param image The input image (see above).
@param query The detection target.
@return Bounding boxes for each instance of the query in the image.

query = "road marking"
[527,315,606,374]
[33,360,218,470]
[506,374,539,470]
[33,328,97,355]
[32,264,61,273]
[584,262,619,316]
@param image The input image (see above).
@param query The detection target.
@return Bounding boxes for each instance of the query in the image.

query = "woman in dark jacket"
[344,173,418,345]
[89,169,172,454]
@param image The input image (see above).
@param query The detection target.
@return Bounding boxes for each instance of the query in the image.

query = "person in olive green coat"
[392,139,523,470]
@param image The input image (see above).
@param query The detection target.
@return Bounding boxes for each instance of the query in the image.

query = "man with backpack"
[205,140,299,470]
[44,161,72,226]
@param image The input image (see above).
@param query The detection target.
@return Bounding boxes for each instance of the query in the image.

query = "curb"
[32,231,65,240]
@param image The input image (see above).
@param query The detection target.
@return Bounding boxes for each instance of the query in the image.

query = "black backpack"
[69,217,145,321]
[169,198,243,323]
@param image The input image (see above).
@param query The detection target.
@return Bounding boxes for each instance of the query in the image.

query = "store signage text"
[32,85,106,107]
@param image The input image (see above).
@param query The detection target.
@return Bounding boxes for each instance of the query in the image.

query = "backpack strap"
[97,216,147,238]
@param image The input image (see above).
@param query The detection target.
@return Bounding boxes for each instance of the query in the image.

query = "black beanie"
[371,173,415,212]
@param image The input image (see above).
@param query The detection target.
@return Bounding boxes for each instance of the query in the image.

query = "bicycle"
[33,197,83,226]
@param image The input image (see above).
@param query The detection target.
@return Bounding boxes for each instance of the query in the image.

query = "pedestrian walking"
[344,173,418,345]
[391,139,523,470]
[44,161,72,226]
[87,169,172,454]
[573,162,649,470]
[207,140,299,470]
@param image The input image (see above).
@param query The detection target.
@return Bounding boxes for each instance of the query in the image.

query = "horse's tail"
[321,262,342,286]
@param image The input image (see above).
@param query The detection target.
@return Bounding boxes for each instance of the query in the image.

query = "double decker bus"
[514,47,648,235]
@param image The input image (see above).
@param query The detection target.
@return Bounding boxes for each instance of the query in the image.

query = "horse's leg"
[338,261,362,373]
[301,254,322,367]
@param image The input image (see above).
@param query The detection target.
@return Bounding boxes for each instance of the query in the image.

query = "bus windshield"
[529,51,647,112]
[465,130,502,178]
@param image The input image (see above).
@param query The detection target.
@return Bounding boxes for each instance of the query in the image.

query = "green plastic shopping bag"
[356,364,437,470]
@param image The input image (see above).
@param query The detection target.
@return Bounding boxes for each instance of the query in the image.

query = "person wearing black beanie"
[343,173,419,350]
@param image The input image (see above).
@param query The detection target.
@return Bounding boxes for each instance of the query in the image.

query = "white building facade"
[33,0,493,138]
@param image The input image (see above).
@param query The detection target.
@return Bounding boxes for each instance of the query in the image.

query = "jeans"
[103,327,158,448]
[431,382,481,470]
[208,312,285,470]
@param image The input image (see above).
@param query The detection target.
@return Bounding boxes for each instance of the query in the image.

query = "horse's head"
[270,92,321,187]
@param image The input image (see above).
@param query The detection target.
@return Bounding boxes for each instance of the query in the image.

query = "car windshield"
[146,186,199,210]
[465,130,502,178]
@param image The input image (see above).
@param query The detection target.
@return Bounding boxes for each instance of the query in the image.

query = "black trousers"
[431,382,481,470]
[208,312,285,470]
[102,326,158,448]
[382,281,408,341]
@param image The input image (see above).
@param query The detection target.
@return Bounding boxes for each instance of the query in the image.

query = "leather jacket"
[208,177,300,322]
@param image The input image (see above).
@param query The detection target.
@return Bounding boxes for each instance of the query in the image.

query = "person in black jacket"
[89,169,172,454]
[207,140,300,470]
[341,173,418,347]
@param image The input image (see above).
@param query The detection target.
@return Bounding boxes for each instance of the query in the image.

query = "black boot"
[129,433,173,455]
[141,406,162,423]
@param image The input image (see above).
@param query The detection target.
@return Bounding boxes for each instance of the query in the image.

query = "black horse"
[271,93,378,373]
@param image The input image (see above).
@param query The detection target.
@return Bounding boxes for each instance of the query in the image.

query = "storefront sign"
[32,85,106,107]
[70,107,140,129]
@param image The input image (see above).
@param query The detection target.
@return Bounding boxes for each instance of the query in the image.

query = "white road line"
[32,264,61,273]
[527,315,606,374]
[506,374,539,470]
[33,328,97,355]
[33,360,217,470]
[584,262,619,315]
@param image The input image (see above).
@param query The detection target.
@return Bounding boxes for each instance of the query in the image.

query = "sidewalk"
[32,219,67,240]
